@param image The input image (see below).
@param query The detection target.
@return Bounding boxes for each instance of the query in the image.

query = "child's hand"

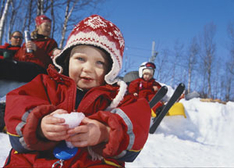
[40,109,70,141]
[133,92,138,96]
[66,117,110,147]
[153,86,159,91]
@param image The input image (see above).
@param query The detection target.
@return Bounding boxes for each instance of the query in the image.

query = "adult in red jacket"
[128,62,163,115]
[4,15,151,167]
[0,15,59,82]
[14,15,58,69]
[0,31,23,59]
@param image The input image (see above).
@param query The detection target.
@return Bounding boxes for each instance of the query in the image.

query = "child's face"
[69,45,110,90]
[143,73,153,81]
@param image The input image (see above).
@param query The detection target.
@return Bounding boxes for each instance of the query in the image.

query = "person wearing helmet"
[128,62,163,116]
[4,15,151,167]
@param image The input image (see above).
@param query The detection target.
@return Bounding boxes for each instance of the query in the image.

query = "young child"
[128,62,163,116]
[4,15,151,167]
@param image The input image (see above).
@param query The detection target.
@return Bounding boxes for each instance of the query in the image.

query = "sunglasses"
[12,36,23,39]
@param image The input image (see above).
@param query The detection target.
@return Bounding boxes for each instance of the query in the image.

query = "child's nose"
[82,62,93,72]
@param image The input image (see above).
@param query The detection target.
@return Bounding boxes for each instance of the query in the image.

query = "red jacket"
[128,78,161,101]
[0,43,21,59]
[13,36,57,69]
[4,66,151,167]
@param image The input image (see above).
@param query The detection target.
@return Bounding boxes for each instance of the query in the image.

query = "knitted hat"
[35,15,51,26]
[53,14,125,85]
[53,15,127,111]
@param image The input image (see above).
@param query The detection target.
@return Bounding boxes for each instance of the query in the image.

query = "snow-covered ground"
[1,98,234,167]
[126,98,234,167]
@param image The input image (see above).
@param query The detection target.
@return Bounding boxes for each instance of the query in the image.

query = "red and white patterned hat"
[53,14,125,85]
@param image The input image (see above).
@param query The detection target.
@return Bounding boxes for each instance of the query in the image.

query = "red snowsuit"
[0,43,21,59]
[4,66,151,167]
[13,36,57,69]
[128,78,163,112]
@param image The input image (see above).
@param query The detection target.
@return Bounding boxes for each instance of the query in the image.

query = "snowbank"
[126,98,234,167]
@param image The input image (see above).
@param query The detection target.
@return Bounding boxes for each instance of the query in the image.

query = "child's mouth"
[81,76,93,82]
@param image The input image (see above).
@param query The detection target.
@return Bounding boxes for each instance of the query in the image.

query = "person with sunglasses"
[0,16,59,133]
[0,31,23,60]
[128,62,164,117]
[3,15,151,167]
[0,31,23,132]
[0,15,59,82]
[12,15,59,81]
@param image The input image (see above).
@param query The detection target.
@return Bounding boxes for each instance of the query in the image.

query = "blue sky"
[101,0,234,74]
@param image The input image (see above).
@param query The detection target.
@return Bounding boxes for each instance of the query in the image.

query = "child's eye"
[96,61,105,67]
[77,57,85,61]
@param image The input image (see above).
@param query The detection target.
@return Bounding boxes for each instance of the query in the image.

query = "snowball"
[53,112,85,148]
[53,112,85,128]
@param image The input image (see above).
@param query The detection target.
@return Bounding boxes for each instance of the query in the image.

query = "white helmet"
[138,62,156,78]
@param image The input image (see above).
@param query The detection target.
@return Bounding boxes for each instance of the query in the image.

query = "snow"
[1,98,234,167]
[0,80,26,98]
[126,99,234,167]
[54,112,85,148]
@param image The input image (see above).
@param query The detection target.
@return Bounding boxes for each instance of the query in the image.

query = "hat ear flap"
[105,80,127,111]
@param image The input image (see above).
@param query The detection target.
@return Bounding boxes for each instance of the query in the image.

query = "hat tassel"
[105,80,127,111]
